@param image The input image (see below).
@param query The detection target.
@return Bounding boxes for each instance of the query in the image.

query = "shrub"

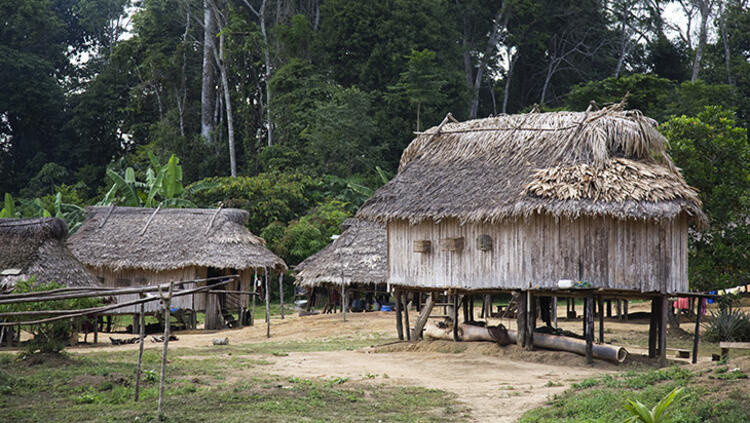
[0,278,101,354]
[704,308,750,342]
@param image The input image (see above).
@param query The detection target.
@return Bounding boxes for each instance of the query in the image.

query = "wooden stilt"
[623,300,629,321]
[469,296,475,322]
[462,296,469,323]
[526,292,536,351]
[659,295,668,367]
[279,273,284,320]
[395,290,404,341]
[403,292,411,341]
[134,300,146,401]
[648,298,658,358]
[585,294,594,365]
[93,314,98,344]
[692,297,703,364]
[517,292,527,348]
[452,294,460,342]
[606,300,612,318]
[616,299,622,320]
[598,296,604,344]
[552,297,558,328]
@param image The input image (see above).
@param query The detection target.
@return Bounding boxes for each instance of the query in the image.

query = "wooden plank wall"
[388,214,688,293]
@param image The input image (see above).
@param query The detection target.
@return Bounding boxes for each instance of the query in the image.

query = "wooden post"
[616,299,622,320]
[692,297,703,364]
[93,314,98,344]
[585,294,594,365]
[395,290,404,341]
[157,282,174,417]
[134,300,146,401]
[623,300,629,321]
[452,294,460,342]
[516,292,527,348]
[402,292,411,341]
[598,296,604,344]
[648,298,658,358]
[132,314,139,335]
[606,300,612,318]
[526,292,536,351]
[412,293,435,340]
[469,296,475,322]
[462,296,470,323]
[264,270,270,338]
[659,295,668,367]
[279,272,284,320]
[552,297,558,328]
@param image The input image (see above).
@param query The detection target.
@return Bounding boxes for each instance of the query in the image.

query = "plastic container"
[380,305,392,312]
[557,279,573,289]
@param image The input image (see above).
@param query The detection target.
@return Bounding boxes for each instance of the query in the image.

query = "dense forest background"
[1,0,748,291]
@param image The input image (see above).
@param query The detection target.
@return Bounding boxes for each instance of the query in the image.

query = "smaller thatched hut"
[1,218,100,293]
[296,218,386,311]
[68,206,287,329]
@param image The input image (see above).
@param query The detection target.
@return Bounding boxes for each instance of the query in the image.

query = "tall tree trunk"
[719,2,733,84]
[469,6,508,119]
[213,33,237,177]
[201,1,217,143]
[691,0,711,82]
[502,47,517,114]
[243,0,273,146]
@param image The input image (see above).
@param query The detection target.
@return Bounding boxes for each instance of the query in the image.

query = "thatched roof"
[357,107,706,225]
[0,218,100,293]
[68,207,287,272]
[295,218,386,288]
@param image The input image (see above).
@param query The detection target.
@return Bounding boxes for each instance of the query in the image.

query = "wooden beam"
[623,300,629,321]
[585,294,594,365]
[395,290,404,341]
[552,297,558,328]
[279,273,285,320]
[412,293,435,340]
[134,300,146,401]
[264,270,270,338]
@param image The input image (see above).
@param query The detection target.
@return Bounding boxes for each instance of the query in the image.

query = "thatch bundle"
[0,218,100,293]
[357,106,705,225]
[295,218,385,288]
[68,207,286,272]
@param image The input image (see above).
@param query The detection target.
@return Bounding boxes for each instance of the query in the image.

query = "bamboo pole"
[134,298,146,401]
[157,282,174,417]
[0,278,235,326]
[0,275,236,305]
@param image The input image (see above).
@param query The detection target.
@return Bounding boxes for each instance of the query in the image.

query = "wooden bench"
[720,342,750,360]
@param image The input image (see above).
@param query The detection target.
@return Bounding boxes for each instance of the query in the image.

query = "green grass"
[520,364,750,423]
[0,345,466,423]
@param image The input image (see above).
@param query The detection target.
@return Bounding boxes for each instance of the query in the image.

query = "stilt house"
[68,206,286,329]
[357,106,706,363]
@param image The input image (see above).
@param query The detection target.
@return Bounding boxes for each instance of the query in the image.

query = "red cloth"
[673,297,690,310]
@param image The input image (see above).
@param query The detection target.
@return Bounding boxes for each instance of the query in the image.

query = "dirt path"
[266,348,605,423]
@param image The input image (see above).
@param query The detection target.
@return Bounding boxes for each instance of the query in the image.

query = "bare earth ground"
[33,302,726,422]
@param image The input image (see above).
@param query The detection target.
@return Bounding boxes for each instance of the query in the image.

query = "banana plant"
[19,193,86,233]
[0,193,18,218]
[624,387,683,423]
[99,152,217,208]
